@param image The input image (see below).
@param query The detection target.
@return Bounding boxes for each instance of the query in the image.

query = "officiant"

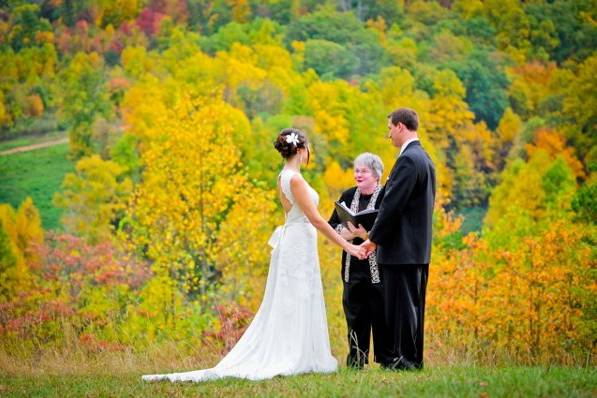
[328,152,391,368]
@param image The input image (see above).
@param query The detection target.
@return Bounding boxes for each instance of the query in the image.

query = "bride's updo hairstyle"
[274,128,309,162]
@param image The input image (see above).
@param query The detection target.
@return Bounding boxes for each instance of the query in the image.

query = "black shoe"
[380,362,393,370]
[383,356,418,371]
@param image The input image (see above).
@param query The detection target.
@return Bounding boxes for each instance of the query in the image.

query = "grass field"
[1,365,595,397]
[0,143,72,229]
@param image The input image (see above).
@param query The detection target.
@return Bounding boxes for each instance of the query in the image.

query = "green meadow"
[0,143,72,230]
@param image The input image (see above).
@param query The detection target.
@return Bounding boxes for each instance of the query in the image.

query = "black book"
[334,201,379,231]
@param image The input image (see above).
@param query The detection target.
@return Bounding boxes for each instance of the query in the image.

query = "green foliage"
[5,3,53,50]
[200,19,284,54]
[286,9,386,76]
[525,0,597,64]
[572,181,597,224]
[555,55,597,165]
[110,133,141,179]
[53,155,132,243]
[56,52,113,159]
[541,157,576,208]
[303,39,358,79]
[460,16,497,46]
[449,49,509,129]
[236,80,283,118]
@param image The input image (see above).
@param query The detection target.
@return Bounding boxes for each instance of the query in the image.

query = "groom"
[361,108,436,370]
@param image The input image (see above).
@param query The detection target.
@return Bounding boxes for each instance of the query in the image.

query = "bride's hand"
[346,243,367,260]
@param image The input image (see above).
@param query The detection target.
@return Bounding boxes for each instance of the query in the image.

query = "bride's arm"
[291,175,366,259]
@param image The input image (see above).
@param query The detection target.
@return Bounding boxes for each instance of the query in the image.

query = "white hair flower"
[285,132,300,146]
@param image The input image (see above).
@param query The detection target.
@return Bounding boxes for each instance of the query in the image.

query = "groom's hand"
[360,239,377,257]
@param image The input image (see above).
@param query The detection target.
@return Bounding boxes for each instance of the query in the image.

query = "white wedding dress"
[142,169,337,382]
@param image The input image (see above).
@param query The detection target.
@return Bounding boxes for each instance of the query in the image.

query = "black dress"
[328,186,391,368]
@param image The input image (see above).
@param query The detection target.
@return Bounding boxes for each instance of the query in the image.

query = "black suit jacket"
[368,141,436,265]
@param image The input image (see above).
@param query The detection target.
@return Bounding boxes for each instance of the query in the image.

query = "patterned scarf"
[343,185,381,284]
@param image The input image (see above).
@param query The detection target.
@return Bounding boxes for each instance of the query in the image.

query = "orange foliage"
[429,220,594,364]
[25,94,44,117]
[526,129,585,178]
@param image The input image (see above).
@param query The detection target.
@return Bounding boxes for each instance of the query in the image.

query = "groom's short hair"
[388,108,419,131]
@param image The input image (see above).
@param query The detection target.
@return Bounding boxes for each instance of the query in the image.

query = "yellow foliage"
[0,204,25,279]
[457,122,498,171]
[121,46,152,78]
[0,199,43,298]
[122,89,276,303]
[212,186,277,310]
[307,81,357,145]
[485,152,549,231]
[376,66,415,107]
[453,0,484,19]
[313,110,349,144]
[219,44,267,90]
[323,162,355,198]
[15,197,44,265]
[0,91,11,126]
[497,107,522,144]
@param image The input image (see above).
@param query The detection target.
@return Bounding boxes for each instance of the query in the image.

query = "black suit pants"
[381,264,429,368]
[342,276,390,367]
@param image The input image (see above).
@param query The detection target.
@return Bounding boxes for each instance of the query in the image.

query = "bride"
[142,128,366,382]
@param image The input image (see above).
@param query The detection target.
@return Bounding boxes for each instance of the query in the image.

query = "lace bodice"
[279,168,318,224]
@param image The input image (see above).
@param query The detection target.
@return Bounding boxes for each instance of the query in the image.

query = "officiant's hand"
[360,239,377,257]
[347,222,368,240]
[339,225,356,240]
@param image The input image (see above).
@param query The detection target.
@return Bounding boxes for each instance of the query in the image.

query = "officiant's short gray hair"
[354,152,384,180]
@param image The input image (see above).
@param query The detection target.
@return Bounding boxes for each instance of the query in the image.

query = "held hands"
[360,239,377,258]
[346,243,368,260]
[338,223,371,259]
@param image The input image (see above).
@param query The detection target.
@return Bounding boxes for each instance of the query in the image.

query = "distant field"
[0,143,73,230]
[0,130,67,153]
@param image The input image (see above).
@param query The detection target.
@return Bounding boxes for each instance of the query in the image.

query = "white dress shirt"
[399,138,419,157]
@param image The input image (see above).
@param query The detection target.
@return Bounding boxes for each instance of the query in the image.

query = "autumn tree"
[56,52,113,159]
[121,88,276,304]
[54,155,132,243]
